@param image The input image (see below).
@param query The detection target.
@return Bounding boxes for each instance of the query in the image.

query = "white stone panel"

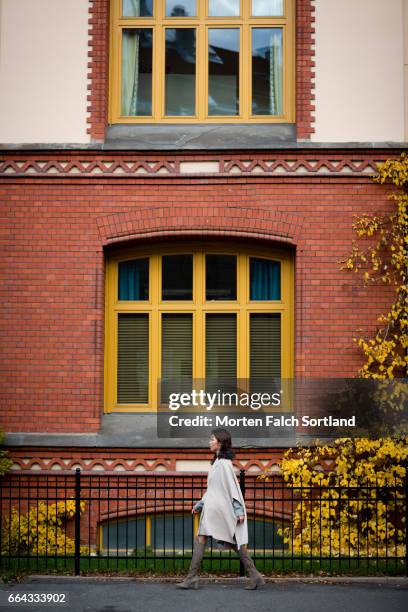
[312,0,405,142]
[0,0,90,143]
[176,460,211,472]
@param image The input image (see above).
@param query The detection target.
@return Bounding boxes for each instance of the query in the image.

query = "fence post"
[74,468,81,576]
[239,469,246,577]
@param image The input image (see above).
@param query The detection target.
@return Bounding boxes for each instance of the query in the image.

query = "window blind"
[117,313,149,403]
[161,314,193,403]
[162,314,193,379]
[250,313,281,381]
[206,314,237,382]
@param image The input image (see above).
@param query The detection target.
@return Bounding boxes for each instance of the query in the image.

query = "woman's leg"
[176,536,207,589]
[234,544,265,590]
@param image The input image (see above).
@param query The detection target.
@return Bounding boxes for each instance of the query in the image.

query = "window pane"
[165,29,196,116]
[162,255,193,300]
[152,515,194,550]
[117,314,149,404]
[250,258,281,300]
[208,0,240,16]
[206,254,236,300]
[122,0,153,16]
[166,0,196,16]
[162,315,193,379]
[252,28,283,115]
[250,313,281,384]
[206,314,237,380]
[102,518,146,551]
[208,29,240,116]
[247,518,288,550]
[122,29,153,116]
[251,0,283,16]
[118,258,149,300]
[161,314,193,403]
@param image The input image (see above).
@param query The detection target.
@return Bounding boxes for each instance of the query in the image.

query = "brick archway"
[97,206,304,247]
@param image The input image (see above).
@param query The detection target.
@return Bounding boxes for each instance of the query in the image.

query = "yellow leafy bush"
[259,437,407,557]
[2,498,89,555]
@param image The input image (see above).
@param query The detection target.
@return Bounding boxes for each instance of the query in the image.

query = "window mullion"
[242,23,250,120]
[194,251,205,379]
[197,23,206,121]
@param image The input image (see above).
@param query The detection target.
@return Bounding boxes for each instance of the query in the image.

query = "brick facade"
[0,149,399,436]
[86,0,315,141]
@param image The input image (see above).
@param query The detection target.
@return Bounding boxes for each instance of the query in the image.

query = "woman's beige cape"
[197,457,248,549]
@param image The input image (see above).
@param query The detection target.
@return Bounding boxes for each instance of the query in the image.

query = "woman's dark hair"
[210,428,235,464]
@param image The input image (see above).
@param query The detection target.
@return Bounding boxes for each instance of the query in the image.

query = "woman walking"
[177,428,265,590]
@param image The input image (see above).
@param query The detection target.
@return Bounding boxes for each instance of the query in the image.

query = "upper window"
[105,242,294,412]
[109,0,295,123]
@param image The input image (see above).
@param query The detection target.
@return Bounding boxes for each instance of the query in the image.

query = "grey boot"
[177,538,206,589]
[236,545,265,589]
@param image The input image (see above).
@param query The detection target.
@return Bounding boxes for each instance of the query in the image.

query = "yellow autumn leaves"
[258,437,407,558]
[2,498,89,555]
[339,153,408,379]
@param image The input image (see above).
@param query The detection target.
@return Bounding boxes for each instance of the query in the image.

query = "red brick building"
[0,0,407,553]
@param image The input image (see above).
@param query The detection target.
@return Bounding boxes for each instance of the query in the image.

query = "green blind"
[161,314,193,403]
[206,314,237,379]
[117,313,149,404]
[250,313,281,379]
[162,314,193,379]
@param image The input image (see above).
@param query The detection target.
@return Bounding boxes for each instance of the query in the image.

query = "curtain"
[119,260,141,300]
[250,259,281,300]
[269,29,283,115]
[123,0,141,16]
[122,26,140,115]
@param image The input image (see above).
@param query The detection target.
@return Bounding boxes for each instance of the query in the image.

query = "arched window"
[105,241,294,412]
[99,513,288,553]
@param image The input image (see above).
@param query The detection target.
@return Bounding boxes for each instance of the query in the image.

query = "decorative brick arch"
[97,206,304,247]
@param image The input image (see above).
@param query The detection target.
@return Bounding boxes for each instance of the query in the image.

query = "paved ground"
[0,577,407,612]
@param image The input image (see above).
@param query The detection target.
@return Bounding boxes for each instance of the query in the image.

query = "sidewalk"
[1,576,407,612]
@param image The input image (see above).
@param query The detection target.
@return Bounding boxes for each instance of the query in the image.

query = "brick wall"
[0,150,398,434]
[86,0,315,141]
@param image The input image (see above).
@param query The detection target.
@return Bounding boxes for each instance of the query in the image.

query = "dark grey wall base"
[4,413,297,448]
[105,123,297,150]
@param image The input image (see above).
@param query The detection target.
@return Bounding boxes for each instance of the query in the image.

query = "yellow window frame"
[109,0,295,123]
[105,241,294,413]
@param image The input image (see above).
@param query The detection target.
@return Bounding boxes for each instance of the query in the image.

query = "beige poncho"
[197,457,248,550]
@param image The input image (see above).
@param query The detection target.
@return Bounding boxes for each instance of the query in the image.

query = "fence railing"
[1,469,407,576]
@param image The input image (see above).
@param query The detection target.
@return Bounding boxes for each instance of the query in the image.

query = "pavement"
[0,576,407,612]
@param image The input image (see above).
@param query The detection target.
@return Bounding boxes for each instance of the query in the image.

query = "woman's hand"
[192,508,199,514]
[237,515,244,523]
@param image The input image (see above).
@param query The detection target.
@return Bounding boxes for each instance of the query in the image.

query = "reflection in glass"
[122,0,153,16]
[121,29,153,116]
[208,29,239,116]
[250,258,281,300]
[165,28,196,115]
[208,0,240,16]
[252,28,283,115]
[166,0,196,16]
[118,258,149,300]
[206,254,237,300]
[252,0,283,16]
[162,255,193,300]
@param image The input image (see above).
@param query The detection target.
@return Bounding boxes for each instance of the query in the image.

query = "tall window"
[105,242,294,412]
[110,0,295,123]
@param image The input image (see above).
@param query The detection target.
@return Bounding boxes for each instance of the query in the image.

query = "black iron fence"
[0,469,407,576]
